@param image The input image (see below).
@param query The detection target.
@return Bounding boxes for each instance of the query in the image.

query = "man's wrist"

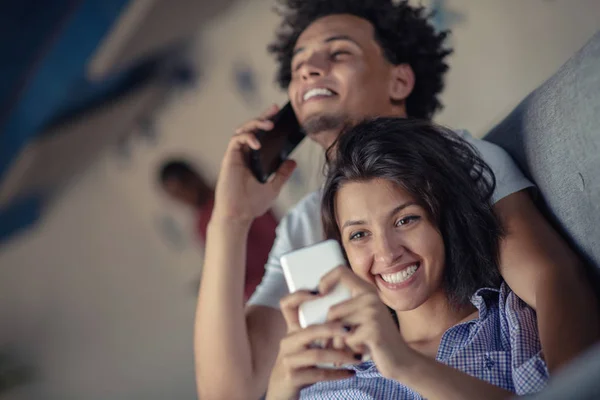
[208,212,253,233]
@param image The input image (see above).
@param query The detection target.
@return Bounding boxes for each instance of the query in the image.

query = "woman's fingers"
[326,292,376,324]
[280,322,349,354]
[280,290,319,332]
[318,265,371,297]
[332,335,346,350]
[290,367,356,388]
[341,325,372,356]
[282,348,360,370]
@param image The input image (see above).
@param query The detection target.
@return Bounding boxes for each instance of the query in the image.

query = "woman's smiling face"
[335,178,446,311]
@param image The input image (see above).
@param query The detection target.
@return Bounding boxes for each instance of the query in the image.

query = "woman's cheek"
[347,248,373,282]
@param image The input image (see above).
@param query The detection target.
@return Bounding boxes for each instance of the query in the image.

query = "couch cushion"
[485,30,600,270]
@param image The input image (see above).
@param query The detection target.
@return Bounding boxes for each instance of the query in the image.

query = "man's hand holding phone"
[212,104,297,224]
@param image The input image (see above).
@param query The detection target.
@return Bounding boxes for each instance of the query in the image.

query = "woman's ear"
[389,64,415,103]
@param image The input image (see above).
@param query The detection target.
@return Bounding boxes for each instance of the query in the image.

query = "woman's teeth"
[380,264,419,284]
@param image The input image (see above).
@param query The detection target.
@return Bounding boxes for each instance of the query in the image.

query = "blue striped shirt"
[300,283,549,399]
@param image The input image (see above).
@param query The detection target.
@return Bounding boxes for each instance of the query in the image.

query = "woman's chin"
[382,292,426,313]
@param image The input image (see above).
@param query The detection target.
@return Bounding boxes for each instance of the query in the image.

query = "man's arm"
[195,218,287,400]
[494,189,599,372]
[193,115,297,400]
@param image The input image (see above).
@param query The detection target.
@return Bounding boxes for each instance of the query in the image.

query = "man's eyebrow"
[293,35,361,57]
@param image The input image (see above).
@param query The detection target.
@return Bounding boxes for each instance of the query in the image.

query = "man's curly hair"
[268,0,452,119]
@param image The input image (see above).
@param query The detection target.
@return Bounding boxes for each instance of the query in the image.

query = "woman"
[266,118,548,400]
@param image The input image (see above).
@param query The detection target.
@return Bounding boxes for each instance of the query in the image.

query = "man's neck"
[395,290,477,344]
[313,107,409,151]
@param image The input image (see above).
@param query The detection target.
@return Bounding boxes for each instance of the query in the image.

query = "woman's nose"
[373,233,405,265]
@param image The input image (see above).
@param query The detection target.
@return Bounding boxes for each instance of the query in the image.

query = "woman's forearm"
[393,351,513,400]
[194,216,255,400]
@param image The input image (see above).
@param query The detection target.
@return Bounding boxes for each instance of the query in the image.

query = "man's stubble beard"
[301,112,348,137]
[301,112,351,162]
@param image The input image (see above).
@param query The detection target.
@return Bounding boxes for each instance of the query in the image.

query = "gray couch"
[484,31,600,399]
[485,30,600,272]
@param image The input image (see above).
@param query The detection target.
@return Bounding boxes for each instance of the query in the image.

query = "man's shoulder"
[275,189,324,248]
[280,189,322,223]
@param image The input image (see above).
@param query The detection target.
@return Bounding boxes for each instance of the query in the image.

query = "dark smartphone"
[246,102,305,183]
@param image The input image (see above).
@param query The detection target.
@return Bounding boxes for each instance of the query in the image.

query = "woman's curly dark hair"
[268,0,452,119]
[322,118,504,307]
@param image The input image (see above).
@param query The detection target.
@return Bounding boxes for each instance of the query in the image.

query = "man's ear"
[389,64,415,102]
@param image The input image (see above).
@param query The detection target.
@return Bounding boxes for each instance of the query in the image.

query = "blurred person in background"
[159,159,278,301]
[194,1,599,399]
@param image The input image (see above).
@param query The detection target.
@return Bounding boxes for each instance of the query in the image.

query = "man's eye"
[331,51,350,60]
[293,61,304,72]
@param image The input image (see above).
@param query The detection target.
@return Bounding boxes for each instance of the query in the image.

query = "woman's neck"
[395,290,478,345]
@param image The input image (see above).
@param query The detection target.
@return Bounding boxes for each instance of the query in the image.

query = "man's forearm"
[494,191,600,373]
[194,217,257,399]
[395,351,513,400]
[535,266,600,372]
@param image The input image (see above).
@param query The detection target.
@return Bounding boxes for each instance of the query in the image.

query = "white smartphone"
[280,240,351,328]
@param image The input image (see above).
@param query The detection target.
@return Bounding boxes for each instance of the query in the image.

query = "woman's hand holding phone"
[268,266,418,399]
[321,266,417,381]
[212,104,297,224]
[266,289,359,400]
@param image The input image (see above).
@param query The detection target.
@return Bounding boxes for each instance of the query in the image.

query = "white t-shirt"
[247,130,534,309]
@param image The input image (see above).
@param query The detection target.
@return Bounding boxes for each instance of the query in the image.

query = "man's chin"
[301,113,347,148]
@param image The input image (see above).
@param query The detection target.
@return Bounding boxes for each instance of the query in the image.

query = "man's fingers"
[260,103,280,119]
[227,132,261,151]
[234,104,280,134]
[235,119,273,135]
[280,289,318,331]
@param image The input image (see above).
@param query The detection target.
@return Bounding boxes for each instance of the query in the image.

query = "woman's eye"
[396,215,420,227]
[349,231,367,241]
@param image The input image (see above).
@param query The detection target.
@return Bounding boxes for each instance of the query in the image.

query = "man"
[195,1,599,399]
[159,159,277,300]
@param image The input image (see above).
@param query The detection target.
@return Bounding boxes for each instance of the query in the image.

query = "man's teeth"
[380,265,418,284]
[303,88,334,101]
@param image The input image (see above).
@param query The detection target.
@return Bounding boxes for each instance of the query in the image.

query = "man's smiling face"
[288,14,410,149]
